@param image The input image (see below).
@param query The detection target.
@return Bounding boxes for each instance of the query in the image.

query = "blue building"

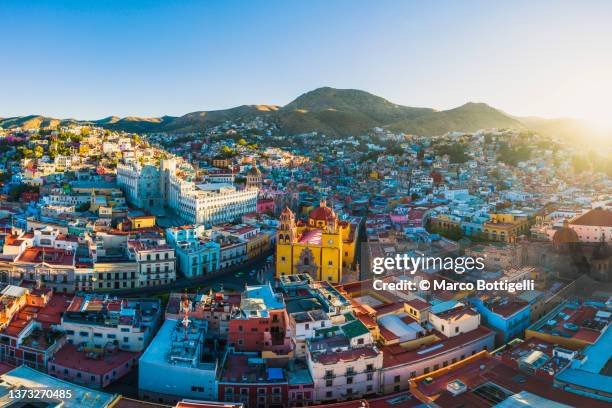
[166,225,220,277]
[470,294,531,344]
[554,321,612,402]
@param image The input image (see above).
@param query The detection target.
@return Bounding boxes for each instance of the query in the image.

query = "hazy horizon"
[3,1,612,130]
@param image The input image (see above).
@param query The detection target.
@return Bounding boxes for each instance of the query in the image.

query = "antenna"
[182,296,191,340]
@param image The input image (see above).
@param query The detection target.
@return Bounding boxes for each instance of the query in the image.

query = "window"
[191,386,204,392]
[394,375,400,383]
[326,391,332,398]
[455,326,459,333]
[326,379,333,387]
[367,373,373,381]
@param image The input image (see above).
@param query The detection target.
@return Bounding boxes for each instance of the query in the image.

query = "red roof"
[50,343,139,375]
[406,298,431,311]
[309,205,335,221]
[16,247,74,266]
[412,353,609,408]
[570,208,612,227]
[382,326,493,367]
[298,229,322,245]
[37,294,73,326]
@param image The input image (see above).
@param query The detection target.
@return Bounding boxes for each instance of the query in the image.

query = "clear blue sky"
[2,0,611,127]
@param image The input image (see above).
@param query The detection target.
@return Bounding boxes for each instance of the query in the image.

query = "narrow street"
[115,251,274,298]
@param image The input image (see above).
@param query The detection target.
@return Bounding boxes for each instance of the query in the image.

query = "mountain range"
[0,87,605,142]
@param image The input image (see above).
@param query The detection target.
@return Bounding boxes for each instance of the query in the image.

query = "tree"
[498,142,531,166]
[435,142,468,163]
[34,146,44,159]
[17,146,34,159]
[571,154,590,173]
[221,145,236,158]
[8,184,38,202]
[76,202,91,212]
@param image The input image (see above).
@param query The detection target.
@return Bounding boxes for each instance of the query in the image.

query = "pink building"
[257,198,275,214]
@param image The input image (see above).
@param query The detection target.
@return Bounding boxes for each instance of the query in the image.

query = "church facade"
[275,200,357,283]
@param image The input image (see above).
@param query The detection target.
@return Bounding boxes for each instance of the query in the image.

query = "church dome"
[552,220,579,252]
[309,200,336,222]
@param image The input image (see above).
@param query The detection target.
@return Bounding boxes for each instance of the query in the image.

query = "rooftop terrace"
[528,299,610,344]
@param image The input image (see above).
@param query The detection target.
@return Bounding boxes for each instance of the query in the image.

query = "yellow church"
[275,200,357,283]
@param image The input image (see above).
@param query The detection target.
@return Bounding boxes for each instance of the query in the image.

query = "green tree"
[435,142,468,163]
[34,146,44,159]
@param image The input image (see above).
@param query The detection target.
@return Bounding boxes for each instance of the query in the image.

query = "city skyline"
[3,0,612,130]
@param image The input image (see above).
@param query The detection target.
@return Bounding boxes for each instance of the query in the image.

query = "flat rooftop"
[529,299,610,344]
[50,343,139,375]
[411,353,609,408]
[382,326,494,367]
[0,365,117,408]
[554,323,612,399]
[16,246,74,266]
[219,353,285,383]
